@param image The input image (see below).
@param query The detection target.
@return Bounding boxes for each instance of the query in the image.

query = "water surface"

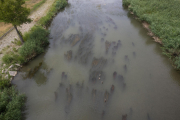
[13,0,180,120]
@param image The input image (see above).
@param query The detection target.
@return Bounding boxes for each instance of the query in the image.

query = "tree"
[0,0,32,44]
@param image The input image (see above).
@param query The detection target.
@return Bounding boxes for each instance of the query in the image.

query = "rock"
[3,64,6,67]
[15,64,20,67]
[2,69,4,74]
[14,68,18,71]
[9,71,17,76]
[8,65,14,69]
[5,69,8,74]
[5,75,8,79]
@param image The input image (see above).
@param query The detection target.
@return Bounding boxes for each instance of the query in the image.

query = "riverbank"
[0,0,68,119]
[123,0,180,70]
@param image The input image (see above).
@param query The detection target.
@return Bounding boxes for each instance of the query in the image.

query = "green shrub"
[13,38,22,46]
[2,52,25,64]
[0,80,11,89]
[12,47,18,52]
[0,86,26,120]
[23,32,30,42]
[2,54,14,64]
[174,56,180,70]
[19,26,49,60]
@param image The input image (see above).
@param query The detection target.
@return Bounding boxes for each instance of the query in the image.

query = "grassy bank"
[0,0,68,119]
[38,0,67,27]
[123,0,180,70]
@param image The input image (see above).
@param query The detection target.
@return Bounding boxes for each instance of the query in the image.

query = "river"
[12,0,180,120]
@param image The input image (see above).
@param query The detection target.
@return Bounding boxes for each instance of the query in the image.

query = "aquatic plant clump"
[123,0,180,70]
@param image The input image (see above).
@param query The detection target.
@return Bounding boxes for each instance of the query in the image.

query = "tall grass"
[38,0,68,27]
[123,0,180,70]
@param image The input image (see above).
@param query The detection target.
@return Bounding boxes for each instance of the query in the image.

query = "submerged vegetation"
[123,0,180,70]
[0,0,68,119]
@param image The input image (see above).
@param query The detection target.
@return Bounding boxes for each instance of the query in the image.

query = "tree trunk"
[14,25,24,44]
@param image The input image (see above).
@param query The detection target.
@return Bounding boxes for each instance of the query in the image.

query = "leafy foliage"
[0,0,31,26]
[0,0,32,43]
[2,54,14,64]
[2,52,25,64]
[123,0,180,69]
[0,80,11,89]
[19,26,49,60]
[0,86,26,120]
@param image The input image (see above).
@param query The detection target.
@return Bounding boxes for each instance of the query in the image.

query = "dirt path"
[0,0,55,65]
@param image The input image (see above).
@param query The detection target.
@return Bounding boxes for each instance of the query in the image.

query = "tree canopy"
[0,0,32,43]
[0,0,31,25]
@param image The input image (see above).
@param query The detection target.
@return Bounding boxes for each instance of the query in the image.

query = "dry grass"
[0,23,12,37]
[25,0,42,9]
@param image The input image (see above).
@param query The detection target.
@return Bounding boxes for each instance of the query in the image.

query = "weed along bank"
[123,0,180,70]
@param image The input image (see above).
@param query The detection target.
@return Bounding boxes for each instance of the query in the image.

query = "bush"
[2,52,25,64]
[19,26,49,60]
[2,54,14,64]
[0,80,11,89]
[13,38,22,46]
[23,32,30,42]
[0,86,26,120]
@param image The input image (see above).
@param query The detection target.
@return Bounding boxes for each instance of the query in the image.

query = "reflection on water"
[13,0,180,120]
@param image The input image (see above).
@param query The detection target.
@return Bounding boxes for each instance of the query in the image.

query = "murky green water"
[12,0,180,120]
